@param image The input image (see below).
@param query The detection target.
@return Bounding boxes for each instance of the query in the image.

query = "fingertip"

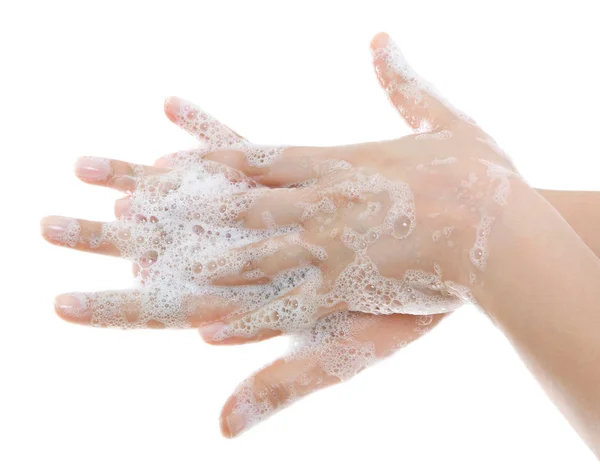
[220,396,246,438]
[39,216,52,238]
[223,414,246,438]
[220,417,232,438]
[74,156,112,183]
[370,31,390,51]
[40,216,78,244]
[163,96,181,123]
[54,293,91,324]
[199,322,226,342]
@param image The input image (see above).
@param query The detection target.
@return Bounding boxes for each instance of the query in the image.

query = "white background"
[1,0,599,467]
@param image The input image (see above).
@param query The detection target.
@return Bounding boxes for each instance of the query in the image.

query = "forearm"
[538,189,600,257]
[475,181,600,456]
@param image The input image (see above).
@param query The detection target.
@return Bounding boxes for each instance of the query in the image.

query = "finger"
[219,357,339,437]
[154,149,210,169]
[201,144,370,187]
[230,186,314,230]
[54,290,145,327]
[200,272,343,344]
[219,311,447,437]
[74,156,168,192]
[41,216,120,256]
[160,104,378,186]
[211,232,323,287]
[154,156,171,168]
[164,96,244,147]
[154,150,261,189]
[236,175,372,229]
[156,144,327,187]
[114,196,132,218]
[54,289,237,329]
[370,32,467,133]
[200,327,282,346]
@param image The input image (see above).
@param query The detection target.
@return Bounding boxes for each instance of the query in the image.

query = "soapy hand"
[182,32,521,436]
[189,32,518,342]
[42,96,446,436]
[41,32,519,437]
[158,97,450,437]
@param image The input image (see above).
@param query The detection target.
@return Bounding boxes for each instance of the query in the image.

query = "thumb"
[370,32,472,133]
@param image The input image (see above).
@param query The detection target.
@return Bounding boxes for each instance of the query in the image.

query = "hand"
[158,97,448,437]
[42,31,505,437]
[197,32,519,342]
[186,32,523,435]
[42,93,445,436]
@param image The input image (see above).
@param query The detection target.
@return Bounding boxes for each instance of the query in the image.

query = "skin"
[208,34,600,448]
[474,184,600,456]
[41,32,600,453]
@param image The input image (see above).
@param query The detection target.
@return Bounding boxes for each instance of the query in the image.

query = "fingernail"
[199,322,227,341]
[223,413,246,438]
[75,157,112,181]
[40,216,80,246]
[164,96,182,121]
[54,294,90,323]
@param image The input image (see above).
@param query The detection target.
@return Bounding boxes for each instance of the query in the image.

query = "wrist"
[470,178,577,314]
